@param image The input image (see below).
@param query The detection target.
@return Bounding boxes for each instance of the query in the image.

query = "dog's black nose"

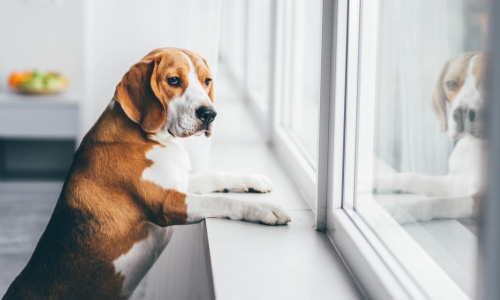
[196,106,217,124]
[468,109,476,122]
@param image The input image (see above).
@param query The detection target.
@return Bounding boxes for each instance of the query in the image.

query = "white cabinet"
[0,92,80,180]
[0,92,80,139]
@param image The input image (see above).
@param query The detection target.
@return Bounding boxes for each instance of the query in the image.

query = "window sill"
[403,218,477,297]
[204,210,361,300]
[330,205,472,300]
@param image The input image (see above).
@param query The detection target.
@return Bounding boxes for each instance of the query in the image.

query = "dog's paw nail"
[247,187,264,193]
[246,203,290,225]
[242,174,273,194]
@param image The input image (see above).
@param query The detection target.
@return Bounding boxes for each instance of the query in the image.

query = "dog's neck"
[84,101,153,145]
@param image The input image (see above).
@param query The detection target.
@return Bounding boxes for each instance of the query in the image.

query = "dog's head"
[114,48,216,139]
[432,51,485,139]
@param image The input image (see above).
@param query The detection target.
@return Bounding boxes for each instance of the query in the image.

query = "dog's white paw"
[188,172,273,194]
[373,174,399,193]
[244,202,291,225]
[230,174,273,193]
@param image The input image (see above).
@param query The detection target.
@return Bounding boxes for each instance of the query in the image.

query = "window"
[220,0,324,209]
[357,1,485,296]
[277,0,323,163]
[271,0,324,208]
[219,0,247,83]
[245,0,272,113]
[324,0,490,298]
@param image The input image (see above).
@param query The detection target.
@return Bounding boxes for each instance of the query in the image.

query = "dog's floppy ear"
[432,61,449,132]
[114,56,166,133]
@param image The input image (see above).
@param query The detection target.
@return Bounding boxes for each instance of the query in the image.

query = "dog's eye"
[446,80,458,90]
[205,78,212,87]
[167,77,181,87]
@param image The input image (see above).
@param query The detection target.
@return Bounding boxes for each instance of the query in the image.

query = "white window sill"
[403,217,477,296]
[375,193,478,296]
[205,210,360,300]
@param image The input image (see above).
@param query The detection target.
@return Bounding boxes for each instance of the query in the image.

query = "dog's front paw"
[245,202,291,225]
[232,174,273,193]
[373,174,399,193]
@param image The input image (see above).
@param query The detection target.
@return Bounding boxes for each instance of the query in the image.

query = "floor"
[0,182,61,297]
[0,65,309,299]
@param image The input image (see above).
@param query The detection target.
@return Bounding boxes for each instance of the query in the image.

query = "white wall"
[144,223,214,300]
[0,0,85,95]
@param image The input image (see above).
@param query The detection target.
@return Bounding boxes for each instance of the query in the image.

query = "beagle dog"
[3,48,290,300]
[375,51,485,224]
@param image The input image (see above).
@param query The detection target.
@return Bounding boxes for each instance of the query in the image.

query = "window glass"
[352,0,488,296]
[246,0,272,111]
[219,0,247,81]
[280,0,322,163]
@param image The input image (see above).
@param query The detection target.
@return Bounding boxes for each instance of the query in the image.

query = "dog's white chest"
[142,138,191,192]
[113,139,189,297]
[448,135,483,195]
[113,224,174,297]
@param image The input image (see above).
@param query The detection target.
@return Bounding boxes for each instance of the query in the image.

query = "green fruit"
[46,77,64,90]
[32,70,44,78]
[21,77,44,91]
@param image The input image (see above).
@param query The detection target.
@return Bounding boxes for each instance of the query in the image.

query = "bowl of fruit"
[8,70,68,95]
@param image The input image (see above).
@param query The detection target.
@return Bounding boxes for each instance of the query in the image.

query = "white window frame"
[316,0,478,299]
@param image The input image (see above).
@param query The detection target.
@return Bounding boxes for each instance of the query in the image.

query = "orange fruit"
[8,71,32,88]
[8,72,23,88]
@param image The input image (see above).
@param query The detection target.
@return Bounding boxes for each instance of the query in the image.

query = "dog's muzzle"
[453,106,483,139]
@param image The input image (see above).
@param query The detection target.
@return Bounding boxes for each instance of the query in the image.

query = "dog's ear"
[114,56,166,133]
[432,61,449,132]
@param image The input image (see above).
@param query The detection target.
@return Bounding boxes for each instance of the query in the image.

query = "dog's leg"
[377,194,476,224]
[136,183,289,227]
[374,173,453,197]
[188,172,272,194]
[183,193,290,225]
